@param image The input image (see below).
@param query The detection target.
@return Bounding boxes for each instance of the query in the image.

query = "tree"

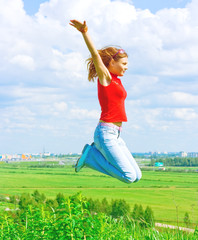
[144,206,155,227]
[56,193,65,206]
[9,195,19,208]
[18,193,35,211]
[93,199,102,213]
[111,199,130,218]
[131,203,139,220]
[131,204,144,221]
[184,212,190,227]
[87,198,95,213]
[101,198,111,215]
[32,190,46,204]
[45,199,58,210]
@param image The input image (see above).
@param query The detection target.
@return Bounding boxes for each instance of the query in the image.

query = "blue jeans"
[85,123,142,183]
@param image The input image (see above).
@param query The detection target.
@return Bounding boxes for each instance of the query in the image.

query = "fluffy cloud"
[10,54,35,70]
[173,108,198,120]
[70,108,100,120]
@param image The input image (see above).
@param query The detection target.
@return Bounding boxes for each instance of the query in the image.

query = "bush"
[0,195,8,202]
[0,192,135,239]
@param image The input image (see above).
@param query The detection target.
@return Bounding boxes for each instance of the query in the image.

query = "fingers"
[69,20,80,29]
[69,20,88,33]
[70,19,82,26]
[69,22,74,27]
[69,20,77,27]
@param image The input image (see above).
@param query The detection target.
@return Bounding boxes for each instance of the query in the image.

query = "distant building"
[188,152,198,158]
[179,151,188,157]
[59,161,65,166]
[154,162,164,167]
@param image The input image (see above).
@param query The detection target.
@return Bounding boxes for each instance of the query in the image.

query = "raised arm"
[69,20,111,85]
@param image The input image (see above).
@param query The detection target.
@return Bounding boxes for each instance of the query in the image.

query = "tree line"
[0,191,155,239]
[150,157,198,167]
[8,190,154,227]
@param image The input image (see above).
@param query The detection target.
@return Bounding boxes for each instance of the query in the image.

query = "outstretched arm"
[69,20,111,85]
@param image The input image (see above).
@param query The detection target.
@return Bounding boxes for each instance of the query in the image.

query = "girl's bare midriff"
[99,120,122,127]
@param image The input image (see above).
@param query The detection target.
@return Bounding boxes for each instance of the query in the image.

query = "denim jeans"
[85,122,142,183]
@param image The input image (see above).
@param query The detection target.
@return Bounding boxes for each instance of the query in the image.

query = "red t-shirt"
[98,73,127,122]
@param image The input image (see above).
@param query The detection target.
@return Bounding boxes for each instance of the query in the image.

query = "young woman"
[69,20,142,183]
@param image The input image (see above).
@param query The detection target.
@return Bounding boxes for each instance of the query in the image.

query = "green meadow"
[0,161,198,228]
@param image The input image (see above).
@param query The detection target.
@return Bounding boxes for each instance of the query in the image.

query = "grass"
[0,161,198,228]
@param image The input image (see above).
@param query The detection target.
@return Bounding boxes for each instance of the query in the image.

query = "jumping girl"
[69,20,142,183]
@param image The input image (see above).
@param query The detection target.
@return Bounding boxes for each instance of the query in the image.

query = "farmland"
[0,160,198,227]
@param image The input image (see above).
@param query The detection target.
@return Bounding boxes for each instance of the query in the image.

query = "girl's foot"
[75,144,91,172]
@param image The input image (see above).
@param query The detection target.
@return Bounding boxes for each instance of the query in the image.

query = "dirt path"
[155,223,195,233]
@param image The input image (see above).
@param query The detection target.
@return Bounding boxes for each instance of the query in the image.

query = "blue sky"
[23,0,47,15]
[23,0,192,15]
[0,0,198,154]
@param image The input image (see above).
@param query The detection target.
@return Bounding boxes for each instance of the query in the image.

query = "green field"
[0,161,198,227]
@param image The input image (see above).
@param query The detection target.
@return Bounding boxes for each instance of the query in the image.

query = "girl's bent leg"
[85,124,140,184]
[117,137,142,182]
[86,143,137,180]
[85,145,113,177]
[97,139,138,183]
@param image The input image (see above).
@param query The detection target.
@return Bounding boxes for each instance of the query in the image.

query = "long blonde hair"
[86,46,128,82]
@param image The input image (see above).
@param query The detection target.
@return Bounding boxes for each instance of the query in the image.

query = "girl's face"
[108,57,128,76]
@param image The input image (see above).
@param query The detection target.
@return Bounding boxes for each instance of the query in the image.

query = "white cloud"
[168,92,198,106]
[10,54,35,70]
[53,102,67,112]
[126,75,159,98]
[50,50,87,85]
[0,0,26,26]
[173,108,198,120]
[70,108,100,120]
[186,0,198,25]
[0,105,36,132]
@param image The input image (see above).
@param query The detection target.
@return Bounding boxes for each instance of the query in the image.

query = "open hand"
[69,20,88,33]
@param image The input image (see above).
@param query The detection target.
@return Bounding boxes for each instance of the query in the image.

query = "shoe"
[75,144,91,173]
